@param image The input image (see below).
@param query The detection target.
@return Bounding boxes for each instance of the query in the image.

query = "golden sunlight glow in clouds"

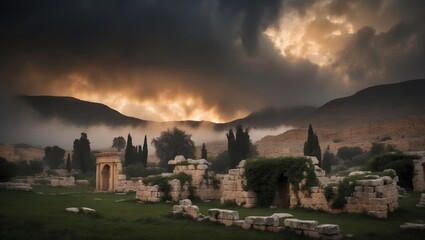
[265,5,356,67]
[62,73,242,123]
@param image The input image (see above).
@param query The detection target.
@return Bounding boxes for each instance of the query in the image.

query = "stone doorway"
[274,175,290,208]
[102,164,110,191]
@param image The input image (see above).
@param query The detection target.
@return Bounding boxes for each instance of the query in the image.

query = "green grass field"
[0,186,424,240]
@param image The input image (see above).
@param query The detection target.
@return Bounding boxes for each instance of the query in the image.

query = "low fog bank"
[0,94,292,153]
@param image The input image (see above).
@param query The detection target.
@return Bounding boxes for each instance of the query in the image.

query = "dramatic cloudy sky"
[1,0,424,123]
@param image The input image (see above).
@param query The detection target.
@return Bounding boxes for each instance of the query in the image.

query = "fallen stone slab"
[400,223,425,230]
[284,218,318,231]
[81,207,96,214]
[245,216,279,226]
[271,213,294,219]
[208,208,239,220]
[65,207,80,213]
[316,224,340,235]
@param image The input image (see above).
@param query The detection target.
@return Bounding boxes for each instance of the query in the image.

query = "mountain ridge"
[19,79,425,130]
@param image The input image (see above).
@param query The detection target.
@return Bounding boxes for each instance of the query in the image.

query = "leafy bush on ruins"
[142,173,193,201]
[244,157,319,207]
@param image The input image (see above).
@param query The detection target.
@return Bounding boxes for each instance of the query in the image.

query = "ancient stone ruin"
[94,153,405,219]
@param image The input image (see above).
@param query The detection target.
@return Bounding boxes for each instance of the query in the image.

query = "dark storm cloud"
[0,0,334,121]
[331,2,425,84]
[0,0,424,122]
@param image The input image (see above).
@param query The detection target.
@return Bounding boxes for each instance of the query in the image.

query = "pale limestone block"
[81,207,96,214]
[284,218,318,231]
[316,224,340,235]
[271,213,294,219]
[65,207,79,213]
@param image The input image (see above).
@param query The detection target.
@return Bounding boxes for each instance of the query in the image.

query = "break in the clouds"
[1,0,424,122]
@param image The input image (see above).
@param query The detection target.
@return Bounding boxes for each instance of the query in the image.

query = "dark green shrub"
[0,157,17,181]
[367,153,418,189]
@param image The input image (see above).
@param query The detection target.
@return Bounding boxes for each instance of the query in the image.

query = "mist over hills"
[18,79,425,131]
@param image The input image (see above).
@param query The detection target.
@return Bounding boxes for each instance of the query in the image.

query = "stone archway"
[274,175,290,208]
[95,152,122,192]
[102,164,110,191]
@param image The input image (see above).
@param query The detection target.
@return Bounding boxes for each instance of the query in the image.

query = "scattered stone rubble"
[171,201,342,239]
[172,199,204,220]
[284,219,341,239]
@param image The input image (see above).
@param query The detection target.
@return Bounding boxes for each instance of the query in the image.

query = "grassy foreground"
[0,186,424,240]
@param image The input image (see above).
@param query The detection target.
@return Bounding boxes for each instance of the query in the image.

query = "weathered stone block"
[65,207,79,213]
[271,213,294,219]
[284,218,318,231]
[316,224,340,235]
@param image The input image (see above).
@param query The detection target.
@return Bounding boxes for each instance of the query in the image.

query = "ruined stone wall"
[296,174,399,218]
[115,174,143,193]
[219,160,257,207]
[169,156,221,200]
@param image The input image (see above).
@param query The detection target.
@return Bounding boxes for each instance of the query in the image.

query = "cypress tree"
[201,143,207,160]
[142,135,148,167]
[66,153,71,173]
[71,133,91,173]
[227,129,237,168]
[125,134,137,166]
[303,124,322,166]
[137,145,142,163]
[227,125,254,169]
[322,146,333,174]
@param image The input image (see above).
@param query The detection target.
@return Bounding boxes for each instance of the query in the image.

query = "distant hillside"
[20,95,147,127]
[215,106,316,130]
[292,79,425,129]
